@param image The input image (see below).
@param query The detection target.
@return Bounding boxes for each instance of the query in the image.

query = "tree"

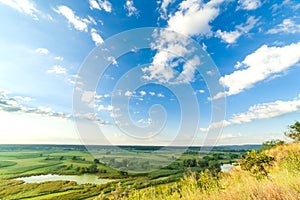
[94,158,100,164]
[87,164,99,173]
[239,150,274,179]
[285,121,300,141]
[262,139,285,150]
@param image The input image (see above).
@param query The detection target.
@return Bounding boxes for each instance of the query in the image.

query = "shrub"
[239,150,274,179]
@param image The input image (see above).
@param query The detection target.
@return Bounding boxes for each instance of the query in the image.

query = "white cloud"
[140,90,146,96]
[159,0,175,19]
[88,15,97,25]
[35,48,49,54]
[47,65,67,75]
[98,0,112,12]
[81,91,96,108]
[90,28,104,46]
[142,29,200,83]
[97,104,113,111]
[137,118,152,125]
[176,55,200,83]
[13,96,33,102]
[200,95,300,131]
[149,91,155,96]
[142,0,226,84]
[230,97,300,124]
[55,5,90,32]
[0,90,70,119]
[124,0,138,17]
[89,0,113,14]
[238,0,262,10]
[157,93,165,97]
[215,41,300,98]
[89,0,101,10]
[124,90,134,97]
[198,89,205,93]
[167,0,225,36]
[206,70,214,76]
[216,16,259,44]
[267,19,300,34]
[199,120,230,132]
[216,30,241,44]
[54,56,64,61]
[107,56,117,65]
[0,0,39,19]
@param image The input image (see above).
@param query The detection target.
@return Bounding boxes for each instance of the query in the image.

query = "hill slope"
[113,142,300,200]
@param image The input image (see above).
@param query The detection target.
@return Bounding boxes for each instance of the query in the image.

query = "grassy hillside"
[111,142,300,200]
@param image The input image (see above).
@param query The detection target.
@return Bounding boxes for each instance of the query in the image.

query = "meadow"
[0,144,251,199]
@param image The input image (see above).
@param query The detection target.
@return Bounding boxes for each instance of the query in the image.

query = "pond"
[221,163,234,172]
[15,174,112,185]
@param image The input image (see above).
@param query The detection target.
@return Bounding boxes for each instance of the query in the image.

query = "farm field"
[0,144,254,199]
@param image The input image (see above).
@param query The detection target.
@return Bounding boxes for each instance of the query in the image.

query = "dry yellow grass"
[113,142,300,200]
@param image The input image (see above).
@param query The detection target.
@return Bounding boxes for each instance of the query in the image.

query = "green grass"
[0,144,246,199]
[0,161,17,168]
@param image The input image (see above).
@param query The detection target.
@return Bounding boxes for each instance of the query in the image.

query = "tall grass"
[112,142,300,200]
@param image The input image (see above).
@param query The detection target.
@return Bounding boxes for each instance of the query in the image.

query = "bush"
[239,150,274,179]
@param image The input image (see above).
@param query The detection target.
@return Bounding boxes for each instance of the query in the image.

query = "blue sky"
[0,0,300,145]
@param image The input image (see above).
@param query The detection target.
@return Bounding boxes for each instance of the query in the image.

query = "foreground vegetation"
[115,142,300,199]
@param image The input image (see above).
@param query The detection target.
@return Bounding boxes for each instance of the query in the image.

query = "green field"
[0,144,256,199]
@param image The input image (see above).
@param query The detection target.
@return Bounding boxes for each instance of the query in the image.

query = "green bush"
[239,150,274,179]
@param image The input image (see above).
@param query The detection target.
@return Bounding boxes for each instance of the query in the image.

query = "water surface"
[15,174,112,185]
[221,163,233,172]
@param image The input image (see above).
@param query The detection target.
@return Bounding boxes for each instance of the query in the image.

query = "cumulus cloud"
[13,96,33,102]
[0,90,70,119]
[55,5,90,32]
[159,0,175,19]
[267,19,300,34]
[167,0,225,36]
[142,29,200,83]
[89,0,112,12]
[124,90,134,97]
[107,56,118,65]
[0,0,39,20]
[47,65,67,75]
[97,104,114,111]
[200,95,300,131]
[35,48,49,54]
[215,16,259,44]
[230,97,300,124]
[90,28,104,46]
[238,0,262,10]
[214,41,300,98]
[143,0,226,84]
[149,91,155,96]
[89,0,101,10]
[124,0,138,17]
[139,90,146,96]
